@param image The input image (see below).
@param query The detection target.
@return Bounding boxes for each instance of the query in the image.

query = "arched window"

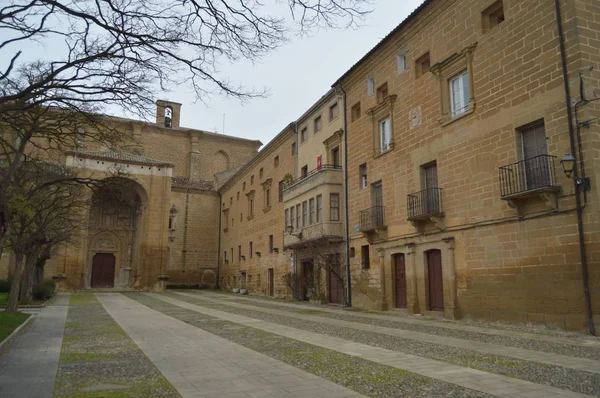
[164,107,173,128]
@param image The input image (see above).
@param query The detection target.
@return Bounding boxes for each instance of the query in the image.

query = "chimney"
[156,100,182,129]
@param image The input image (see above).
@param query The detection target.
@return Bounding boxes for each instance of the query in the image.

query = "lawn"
[0,293,6,306]
[0,311,30,343]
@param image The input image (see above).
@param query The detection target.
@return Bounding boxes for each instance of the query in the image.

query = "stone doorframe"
[86,231,124,289]
[382,236,458,320]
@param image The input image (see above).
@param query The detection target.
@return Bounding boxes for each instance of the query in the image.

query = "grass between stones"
[125,293,491,398]
[53,293,180,398]
[0,311,30,343]
[168,292,600,397]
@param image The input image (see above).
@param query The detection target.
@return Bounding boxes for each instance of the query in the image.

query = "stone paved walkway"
[173,291,600,374]
[0,293,70,398]
[98,293,364,398]
[150,292,596,398]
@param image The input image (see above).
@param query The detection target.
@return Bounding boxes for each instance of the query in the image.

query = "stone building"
[1,101,261,291]
[218,125,296,297]
[334,0,599,331]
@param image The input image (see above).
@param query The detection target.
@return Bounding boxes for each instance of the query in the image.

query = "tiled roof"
[171,176,214,191]
[68,150,174,167]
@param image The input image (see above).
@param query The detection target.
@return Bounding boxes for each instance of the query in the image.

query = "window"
[243,182,246,191]
[316,195,323,222]
[379,117,392,153]
[376,83,388,103]
[351,102,361,122]
[301,165,308,178]
[223,209,229,231]
[249,241,253,258]
[240,213,243,222]
[314,116,323,132]
[331,147,340,167]
[164,106,173,128]
[330,193,340,221]
[247,190,255,219]
[309,198,315,224]
[232,217,234,227]
[259,168,263,179]
[329,103,339,121]
[296,204,301,228]
[361,245,370,269]
[250,175,254,185]
[237,192,240,201]
[359,163,368,189]
[279,180,284,202]
[266,188,271,207]
[450,70,470,117]
[238,245,242,261]
[397,50,408,73]
[415,52,430,78]
[301,127,308,143]
[285,208,290,228]
[430,43,476,125]
[274,156,280,168]
[224,251,228,263]
[302,201,308,227]
[229,197,233,205]
[292,142,296,156]
[290,206,295,228]
[482,0,505,33]
[231,248,233,263]
[367,75,375,96]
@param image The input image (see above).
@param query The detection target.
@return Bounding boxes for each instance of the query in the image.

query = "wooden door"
[371,183,384,226]
[394,254,407,308]
[423,163,439,213]
[91,253,115,288]
[268,269,274,297]
[302,261,314,301]
[328,258,343,304]
[427,250,444,311]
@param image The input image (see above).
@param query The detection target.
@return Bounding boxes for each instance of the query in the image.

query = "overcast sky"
[166,0,425,146]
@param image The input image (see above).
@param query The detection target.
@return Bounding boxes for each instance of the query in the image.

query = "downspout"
[554,0,595,335]
[217,191,222,288]
[338,84,352,307]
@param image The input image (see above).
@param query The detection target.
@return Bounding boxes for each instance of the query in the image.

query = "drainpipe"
[216,192,222,289]
[554,0,595,335]
[337,84,352,307]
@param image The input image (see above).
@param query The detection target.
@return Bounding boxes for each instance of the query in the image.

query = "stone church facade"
[1,101,261,291]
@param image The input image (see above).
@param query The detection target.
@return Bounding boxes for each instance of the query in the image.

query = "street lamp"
[560,153,591,191]
[286,224,302,239]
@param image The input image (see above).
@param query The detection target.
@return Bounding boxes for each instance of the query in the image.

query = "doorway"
[427,249,444,311]
[393,254,407,308]
[301,260,314,301]
[268,268,274,297]
[91,253,116,288]
[328,255,343,304]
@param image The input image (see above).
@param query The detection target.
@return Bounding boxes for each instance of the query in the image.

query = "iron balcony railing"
[359,206,386,231]
[285,164,341,189]
[498,155,558,198]
[407,187,444,220]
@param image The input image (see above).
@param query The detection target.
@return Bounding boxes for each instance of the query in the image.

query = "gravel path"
[165,292,600,397]
[125,293,492,398]
[53,293,180,398]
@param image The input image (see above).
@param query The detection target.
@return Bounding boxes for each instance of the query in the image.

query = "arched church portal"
[87,178,146,289]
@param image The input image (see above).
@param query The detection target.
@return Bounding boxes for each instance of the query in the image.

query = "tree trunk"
[6,252,24,312]
[21,248,40,303]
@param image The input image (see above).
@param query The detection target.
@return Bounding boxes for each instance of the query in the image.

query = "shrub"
[0,280,10,293]
[32,281,56,301]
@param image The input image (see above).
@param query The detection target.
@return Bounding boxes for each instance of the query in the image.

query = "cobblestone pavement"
[2,291,599,398]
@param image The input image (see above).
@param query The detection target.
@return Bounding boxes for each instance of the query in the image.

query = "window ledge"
[263,206,271,213]
[223,228,229,233]
[247,215,254,221]
[439,104,475,127]
[373,143,395,159]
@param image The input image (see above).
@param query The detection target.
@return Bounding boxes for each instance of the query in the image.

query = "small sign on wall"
[317,155,322,169]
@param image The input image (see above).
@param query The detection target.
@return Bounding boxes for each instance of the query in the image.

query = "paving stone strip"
[173,291,600,374]
[151,293,593,398]
[124,292,492,398]
[53,293,180,398]
[100,293,366,398]
[202,291,600,353]
[0,293,70,398]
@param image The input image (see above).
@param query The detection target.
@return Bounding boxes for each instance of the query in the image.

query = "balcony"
[407,188,444,220]
[498,155,560,214]
[284,222,344,249]
[282,165,342,203]
[359,206,386,231]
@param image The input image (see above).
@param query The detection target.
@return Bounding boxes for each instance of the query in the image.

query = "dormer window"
[164,107,173,128]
